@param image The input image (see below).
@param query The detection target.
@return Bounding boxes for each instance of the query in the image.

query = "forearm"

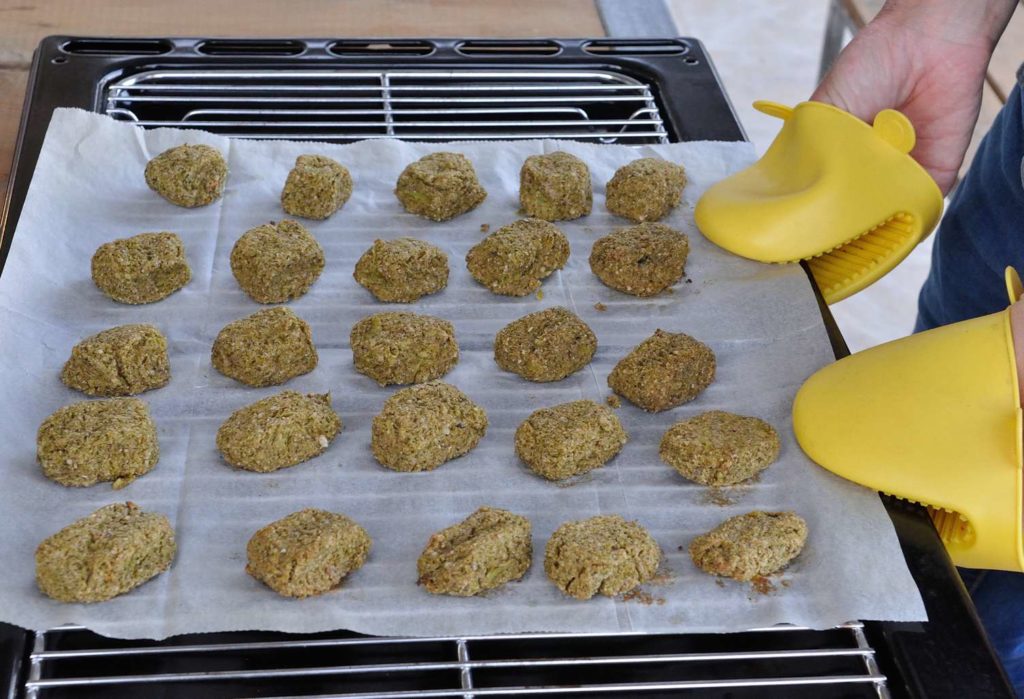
[878,0,1017,51]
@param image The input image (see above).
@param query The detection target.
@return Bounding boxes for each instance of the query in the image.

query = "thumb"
[810,66,883,125]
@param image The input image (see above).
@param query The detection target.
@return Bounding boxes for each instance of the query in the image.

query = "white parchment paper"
[0,108,926,639]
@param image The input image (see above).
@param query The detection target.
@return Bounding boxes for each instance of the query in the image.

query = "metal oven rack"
[0,36,1014,698]
[21,623,889,698]
[102,68,670,143]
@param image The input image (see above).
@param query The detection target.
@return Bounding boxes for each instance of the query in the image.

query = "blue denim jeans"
[916,82,1024,692]
[917,83,1024,330]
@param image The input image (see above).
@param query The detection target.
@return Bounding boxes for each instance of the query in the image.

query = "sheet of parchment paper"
[0,108,926,639]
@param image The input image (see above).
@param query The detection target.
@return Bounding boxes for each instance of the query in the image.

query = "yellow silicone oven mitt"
[695,100,943,304]
[793,267,1024,572]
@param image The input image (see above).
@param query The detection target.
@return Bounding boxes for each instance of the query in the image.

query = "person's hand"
[812,0,1015,194]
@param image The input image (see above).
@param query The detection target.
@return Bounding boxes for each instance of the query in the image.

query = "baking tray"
[0,35,1012,698]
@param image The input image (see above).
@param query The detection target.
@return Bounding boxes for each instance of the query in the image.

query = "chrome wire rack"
[103,69,670,144]
[24,623,889,698]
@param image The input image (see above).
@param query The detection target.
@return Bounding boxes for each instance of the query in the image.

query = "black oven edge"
[0,35,1014,699]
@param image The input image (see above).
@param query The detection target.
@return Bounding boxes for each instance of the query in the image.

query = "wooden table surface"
[0,0,606,198]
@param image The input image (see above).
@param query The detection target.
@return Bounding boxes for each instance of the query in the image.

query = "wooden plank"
[962,81,1006,178]
[0,69,27,199]
[0,0,605,67]
[988,3,1024,103]
[841,0,878,28]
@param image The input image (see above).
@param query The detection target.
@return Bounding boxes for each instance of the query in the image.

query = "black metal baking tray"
[0,36,1013,698]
